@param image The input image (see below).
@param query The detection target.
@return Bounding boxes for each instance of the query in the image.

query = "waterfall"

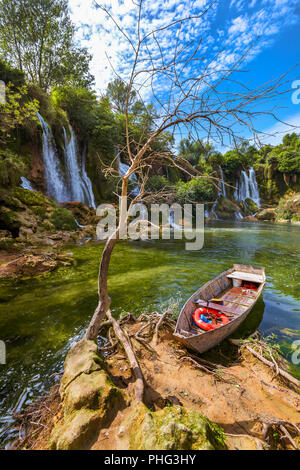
[208,166,226,219]
[118,155,140,196]
[234,167,261,208]
[37,114,96,206]
[80,145,96,208]
[37,112,68,202]
[63,126,96,208]
[219,166,227,198]
[20,177,34,191]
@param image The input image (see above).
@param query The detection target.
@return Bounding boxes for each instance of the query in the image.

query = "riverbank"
[1,221,300,448]
[11,318,300,451]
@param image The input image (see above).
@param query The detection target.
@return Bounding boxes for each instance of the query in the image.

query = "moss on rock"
[50,339,127,450]
[275,194,300,222]
[129,404,226,450]
[215,197,241,220]
[50,208,77,231]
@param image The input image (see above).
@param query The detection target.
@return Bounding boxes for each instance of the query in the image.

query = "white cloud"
[228,16,248,36]
[68,0,300,141]
[257,112,300,146]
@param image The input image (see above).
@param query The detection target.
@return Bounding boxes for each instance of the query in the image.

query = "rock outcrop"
[50,339,127,450]
[0,251,73,279]
[0,188,98,251]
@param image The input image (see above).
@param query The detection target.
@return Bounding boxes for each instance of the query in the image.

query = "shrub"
[50,208,77,231]
[146,175,171,192]
[277,151,300,174]
[175,178,215,202]
[0,149,27,187]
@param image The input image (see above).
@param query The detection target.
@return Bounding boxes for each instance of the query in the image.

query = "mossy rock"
[0,238,23,252]
[243,198,259,215]
[50,409,102,450]
[215,197,241,220]
[50,339,127,450]
[12,187,55,208]
[129,404,226,450]
[50,208,77,231]
[256,208,276,221]
[60,339,104,395]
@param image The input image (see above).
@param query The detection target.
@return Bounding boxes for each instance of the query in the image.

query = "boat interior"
[175,264,265,338]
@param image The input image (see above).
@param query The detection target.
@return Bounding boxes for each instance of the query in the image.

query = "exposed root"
[261,419,300,450]
[106,309,144,402]
[11,385,61,450]
[229,336,300,389]
[179,355,237,384]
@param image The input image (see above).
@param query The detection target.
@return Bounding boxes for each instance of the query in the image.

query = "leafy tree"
[178,139,214,166]
[0,0,94,91]
[0,60,25,87]
[175,178,215,202]
[107,78,138,114]
[277,150,300,173]
[0,82,39,143]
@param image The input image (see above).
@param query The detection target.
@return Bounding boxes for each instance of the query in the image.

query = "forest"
[0,0,300,453]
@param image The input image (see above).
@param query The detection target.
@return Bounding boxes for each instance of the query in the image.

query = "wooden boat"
[174,264,266,354]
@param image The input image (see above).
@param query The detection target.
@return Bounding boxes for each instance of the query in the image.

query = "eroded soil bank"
[12,318,300,451]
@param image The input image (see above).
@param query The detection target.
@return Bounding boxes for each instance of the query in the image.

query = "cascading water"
[208,166,227,219]
[62,126,96,208]
[234,167,261,208]
[20,177,34,191]
[118,155,140,196]
[80,145,96,208]
[37,112,68,201]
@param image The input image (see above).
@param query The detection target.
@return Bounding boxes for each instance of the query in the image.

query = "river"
[0,220,299,446]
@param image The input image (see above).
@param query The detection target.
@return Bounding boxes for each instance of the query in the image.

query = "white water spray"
[37,112,68,201]
[234,167,261,208]
[118,155,139,196]
[63,126,96,207]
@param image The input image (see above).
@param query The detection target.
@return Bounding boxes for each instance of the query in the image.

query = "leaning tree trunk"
[85,179,128,341]
[84,232,118,341]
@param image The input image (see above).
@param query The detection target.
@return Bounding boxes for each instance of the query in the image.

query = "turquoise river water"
[0,220,299,447]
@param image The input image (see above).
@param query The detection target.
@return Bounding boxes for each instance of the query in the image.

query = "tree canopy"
[0,0,94,91]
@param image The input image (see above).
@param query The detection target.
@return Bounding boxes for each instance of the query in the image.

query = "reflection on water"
[0,220,299,446]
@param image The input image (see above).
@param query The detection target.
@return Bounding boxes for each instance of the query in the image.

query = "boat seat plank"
[196,300,242,317]
[227,271,264,283]
[222,293,253,306]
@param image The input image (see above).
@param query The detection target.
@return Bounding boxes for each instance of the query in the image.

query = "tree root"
[229,338,300,388]
[261,419,300,450]
[106,309,144,402]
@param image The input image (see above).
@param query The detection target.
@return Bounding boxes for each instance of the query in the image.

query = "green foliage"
[13,187,54,208]
[0,0,94,91]
[175,178,215,202]
[178,139,214,166]
[0,60,25,87]
[107,78,138,114]
[277,150,300,174]
[146,175,171,192]
[50,208,77,231]
[0,149,27,187]
[276,194,300,221]
[0,83,39,143]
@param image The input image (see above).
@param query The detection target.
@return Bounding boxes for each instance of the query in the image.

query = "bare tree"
[84,0,293,401]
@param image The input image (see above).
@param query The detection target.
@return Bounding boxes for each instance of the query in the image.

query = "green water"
[0,220,299,446]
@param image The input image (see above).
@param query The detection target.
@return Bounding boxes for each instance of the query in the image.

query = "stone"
[256,208,276,221]
[50,339,127,450]
[129,404,226,450]
[50,409,102,450]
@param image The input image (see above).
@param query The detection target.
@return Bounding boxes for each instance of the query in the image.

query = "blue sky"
[69,0,300,147]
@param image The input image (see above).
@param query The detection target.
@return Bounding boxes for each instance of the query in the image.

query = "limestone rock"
[50,339,127,450]
[0,252,73,278]
[129,404,226,450]
[256,208,276,221]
